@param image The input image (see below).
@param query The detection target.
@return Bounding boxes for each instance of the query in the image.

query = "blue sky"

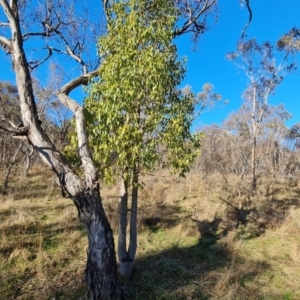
[0,0,300,130]
[177,0,300,130]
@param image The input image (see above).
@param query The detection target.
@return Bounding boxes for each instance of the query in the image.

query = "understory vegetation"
[1,164,300,299]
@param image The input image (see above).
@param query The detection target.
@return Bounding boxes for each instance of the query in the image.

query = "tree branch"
[58,70,98,96]
[0,117,29,136]
[0,35,12,53]
[57,70,99,186]
[241,0,253,38]
[102,0,110,22]
[22,31,52,40]
[175,0,216,37]
[28,46,52,71]
[43,23,89,74]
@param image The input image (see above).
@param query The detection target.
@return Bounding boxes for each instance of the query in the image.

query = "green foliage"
[64,118,81,167]
[83,0,200,184]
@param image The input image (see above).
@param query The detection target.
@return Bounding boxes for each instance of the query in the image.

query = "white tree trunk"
[118,169,138,278]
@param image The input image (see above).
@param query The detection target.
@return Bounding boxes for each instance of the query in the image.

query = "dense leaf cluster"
[67,0,201,184]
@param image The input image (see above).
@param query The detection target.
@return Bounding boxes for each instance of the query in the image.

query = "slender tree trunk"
[251,135,257,192]
[118,178,130,278]
[2,142,22,190]
[128,170,138,273]
[118,167,138,278]
[250,82,258,194]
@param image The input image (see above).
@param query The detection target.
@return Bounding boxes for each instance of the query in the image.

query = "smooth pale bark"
[0,1,120,298]
[23,144,34,177]
[118,169,138,278]
[128,171,138,268]
[118,178,131,278]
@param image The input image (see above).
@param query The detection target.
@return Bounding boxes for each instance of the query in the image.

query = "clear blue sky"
[176,0,300,130]
[1,0,300,130]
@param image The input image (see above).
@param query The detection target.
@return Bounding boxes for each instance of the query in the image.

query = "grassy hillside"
[0,168,300,299]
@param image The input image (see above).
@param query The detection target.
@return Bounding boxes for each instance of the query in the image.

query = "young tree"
[0,0,217,298]
[81,0,201,278]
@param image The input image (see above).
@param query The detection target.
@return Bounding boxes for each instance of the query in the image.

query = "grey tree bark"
[0,1,120,298]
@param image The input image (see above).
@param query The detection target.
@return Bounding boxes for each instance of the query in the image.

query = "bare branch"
[0,0,12,16]
[22,31,52,40]
[28,46,52,71]
[0,22,9,26]
[102,0,110,21]
[175,0,216,37]
[44,24,89,73]
[0,117,29,136]
[58,70,98,97]
[0,35,12,52]
[241,0,253,38]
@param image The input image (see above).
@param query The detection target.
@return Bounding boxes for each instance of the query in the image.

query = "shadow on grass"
[138,204,183,233]
[2,197,298,299]
[126,235,283,300]
[126,211,291,300]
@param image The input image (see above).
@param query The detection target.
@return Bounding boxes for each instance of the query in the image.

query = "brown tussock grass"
[1,168,300,299]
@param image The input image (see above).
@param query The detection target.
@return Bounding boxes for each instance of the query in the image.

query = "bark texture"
[75,188,120,300]
[118,171,138,279]
[0,1,120,298]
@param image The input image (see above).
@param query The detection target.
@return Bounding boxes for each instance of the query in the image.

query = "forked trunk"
[118,170,138,278]
[74,187,120,300]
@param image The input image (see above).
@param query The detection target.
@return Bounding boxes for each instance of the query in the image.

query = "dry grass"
[1,167,300,299]
[0,169,87,299]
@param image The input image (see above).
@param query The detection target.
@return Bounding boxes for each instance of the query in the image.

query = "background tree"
[193,102,294,206]
[227,39,295,192]
[0,82,29,189]
[224,103,291,178]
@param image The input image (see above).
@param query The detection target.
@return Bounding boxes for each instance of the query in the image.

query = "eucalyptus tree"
[227,39,295,192]
[224,103,291,178]
[0,0,218,298]
[81,0,202,278]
